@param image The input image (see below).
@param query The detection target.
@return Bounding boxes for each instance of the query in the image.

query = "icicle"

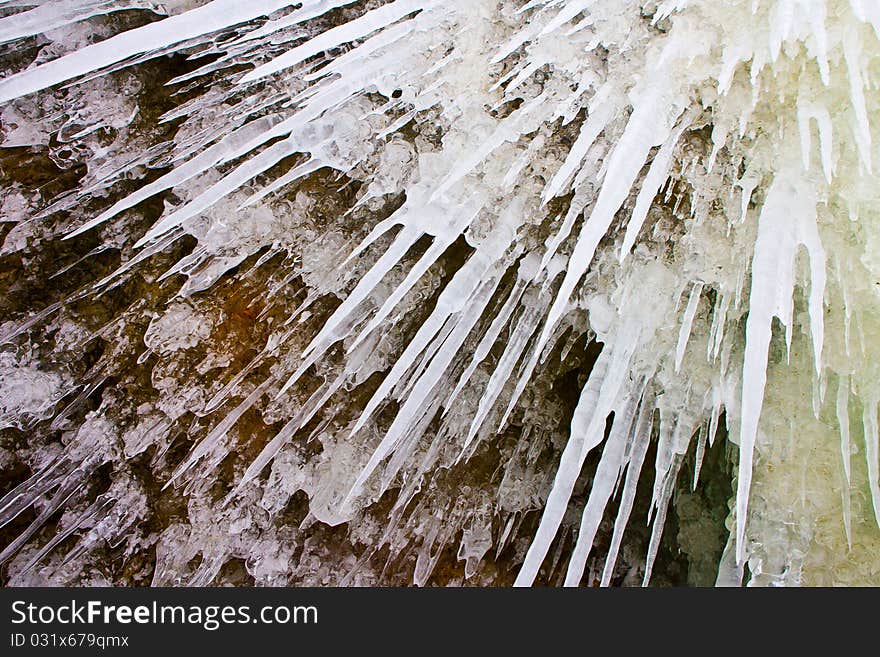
[688,425,704,490]
[862,399,880,528]
[445,276,527,410]
[620,117,691,261]
[600,400,653,586]
[241,0,431,83]
[674,282,703,373]
[643,454,682,586]
[541,86,614,204]
[515,324,638,586]
[843,21,873,174]
[0,0,142,45]
[67,114,285,237]
[737,172,826,563]
[507,83,685,427]
[168,379,274,487]
[343,230,513,506]
[0,1,301,103]
[564,380,643,586]
[463,302,543,449]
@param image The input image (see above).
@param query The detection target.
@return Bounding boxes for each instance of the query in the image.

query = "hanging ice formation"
[1,0,880,586]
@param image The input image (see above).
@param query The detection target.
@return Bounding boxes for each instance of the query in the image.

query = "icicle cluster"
[1,0,879,586]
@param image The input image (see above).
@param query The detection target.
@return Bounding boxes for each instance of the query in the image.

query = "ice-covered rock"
[1,0,879,587]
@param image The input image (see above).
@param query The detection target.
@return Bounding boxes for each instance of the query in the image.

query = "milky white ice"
[1,0,879,585]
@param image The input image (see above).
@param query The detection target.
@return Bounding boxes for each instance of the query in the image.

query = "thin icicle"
[674,282,703,373]
[862,399,880,527]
